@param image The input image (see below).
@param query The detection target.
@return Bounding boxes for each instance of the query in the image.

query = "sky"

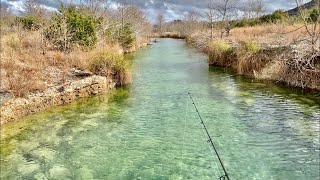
[1,0,300,22]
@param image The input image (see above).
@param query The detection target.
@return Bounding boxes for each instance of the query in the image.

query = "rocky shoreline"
[0,75,115,124]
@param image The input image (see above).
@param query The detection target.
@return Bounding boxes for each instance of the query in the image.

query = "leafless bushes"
[277,40,320,89]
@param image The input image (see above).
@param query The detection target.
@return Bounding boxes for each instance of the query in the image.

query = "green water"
[1,39,319,179]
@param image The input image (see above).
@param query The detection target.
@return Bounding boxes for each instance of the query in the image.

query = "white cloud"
[1,0,302,21]
[6,0,24,14]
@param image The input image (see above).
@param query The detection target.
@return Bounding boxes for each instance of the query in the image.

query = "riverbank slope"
[0,31,148,124]
[187,24,320,91]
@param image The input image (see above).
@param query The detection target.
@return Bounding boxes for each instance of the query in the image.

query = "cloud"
[1,0,10,9]
[1,0,24,14]
[1,0,300,21]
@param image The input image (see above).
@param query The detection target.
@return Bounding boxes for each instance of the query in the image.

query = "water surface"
[1,39,319,179]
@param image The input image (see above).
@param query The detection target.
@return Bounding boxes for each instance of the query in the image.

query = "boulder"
[71,68,93,77]
[0,90,13,105]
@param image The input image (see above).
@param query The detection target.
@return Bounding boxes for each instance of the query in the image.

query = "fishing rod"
[188,92,230,180]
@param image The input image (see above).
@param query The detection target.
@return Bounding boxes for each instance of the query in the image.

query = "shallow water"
[1,39,319,179]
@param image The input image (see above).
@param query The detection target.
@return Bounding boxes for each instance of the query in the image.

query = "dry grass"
[228,23,311,47]
[207,40,235,66]
[189,23,312,48]
[1,31,48,97]
[192,23,320,90]
[236,40,268,75]
[1,29,129,98]
[160,32,185,39]
[89,47,131,85]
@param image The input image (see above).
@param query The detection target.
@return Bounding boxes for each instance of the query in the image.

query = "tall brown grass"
[236,40,268,75]
[206,40,235,66]
[194,22,320,90]
[1,29,130,98]
[88,47,132,85]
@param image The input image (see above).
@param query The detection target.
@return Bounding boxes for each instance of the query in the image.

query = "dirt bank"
[187,25,320,91]
[0,75,115,124]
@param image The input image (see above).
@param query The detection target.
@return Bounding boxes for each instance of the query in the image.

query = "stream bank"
[0,75,115,124]
[186,28,320,91]
[1,39,319,179]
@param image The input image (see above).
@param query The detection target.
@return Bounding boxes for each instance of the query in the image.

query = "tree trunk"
[211,23,214,40]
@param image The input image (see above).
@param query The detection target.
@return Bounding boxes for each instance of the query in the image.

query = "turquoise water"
[1,39,319,179]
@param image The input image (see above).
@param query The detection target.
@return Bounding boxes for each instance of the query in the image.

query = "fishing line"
[188,92,231,180]
[183,93,189,155]
[180,92,188,175]
[199,118,224,178]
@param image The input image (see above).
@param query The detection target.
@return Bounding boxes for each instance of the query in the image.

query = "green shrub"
[240,40,260,54]
[210,40,232,53]
[16,16,39,30]
[118,23,135,50]
[45,4,97,51]
[230,18,259,28]
[230,19,244,28]
[271,10,289,20]
[308,9,319,22]
[103,22,136,50]
[260,9,288,23]
[248,19,258,26]
[104,23,118,44]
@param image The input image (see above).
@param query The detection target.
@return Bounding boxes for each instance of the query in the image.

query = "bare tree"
[205,2,217,39]
[183,11,201,35]
[289,0,320,74]
[210,0,240,38]
[0,6,15,35]
[157,13,165,35]
[98,1,152,46]
[77,0,108,17]
[23,0,47,20]
[78,0,105,11]
[243,0,265,18]
[294,0,320,50]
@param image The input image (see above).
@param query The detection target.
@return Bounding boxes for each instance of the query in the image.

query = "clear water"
[1,39,319,179]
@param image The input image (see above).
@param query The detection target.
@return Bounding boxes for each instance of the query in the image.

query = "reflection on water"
[1,39,319,179]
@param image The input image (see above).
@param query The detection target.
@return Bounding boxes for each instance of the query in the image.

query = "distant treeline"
[230,8,319,28]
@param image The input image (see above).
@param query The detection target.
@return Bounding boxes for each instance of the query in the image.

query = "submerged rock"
[49,165,70,179]
[34,172,48,180]
[17,163,39,175]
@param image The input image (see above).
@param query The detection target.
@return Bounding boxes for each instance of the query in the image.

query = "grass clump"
[241,40,261,54]
[89,49,131,85]
[207,40,234,66]
[237,40,267,75]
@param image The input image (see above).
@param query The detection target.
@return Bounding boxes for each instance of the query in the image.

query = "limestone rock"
[0,75,115,124]
[71,68,93,77]
[0,90,13,105]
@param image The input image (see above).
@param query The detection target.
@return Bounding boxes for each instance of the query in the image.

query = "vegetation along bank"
[157,0,320,91]
[0,1,152,123]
